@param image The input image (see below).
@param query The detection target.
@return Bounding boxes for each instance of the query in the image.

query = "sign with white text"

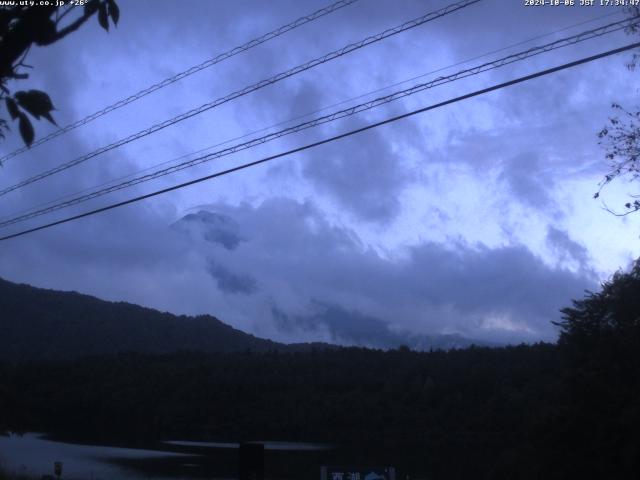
[321,466,396,480]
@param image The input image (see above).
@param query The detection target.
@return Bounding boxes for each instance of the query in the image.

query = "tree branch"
[39,7,97,46]
[601,200,640,217]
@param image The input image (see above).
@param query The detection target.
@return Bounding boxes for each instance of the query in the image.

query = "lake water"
[0,433,333,480]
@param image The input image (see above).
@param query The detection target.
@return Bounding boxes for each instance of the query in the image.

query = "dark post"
[53,462,62,480]
[239,442,264,480]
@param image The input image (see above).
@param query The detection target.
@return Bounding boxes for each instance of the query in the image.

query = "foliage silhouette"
[596,7,640,214]
[552,259,640,478]
[0,0,119,148]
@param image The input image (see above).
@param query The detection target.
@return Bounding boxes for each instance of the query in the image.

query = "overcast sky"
[1,0,639,346]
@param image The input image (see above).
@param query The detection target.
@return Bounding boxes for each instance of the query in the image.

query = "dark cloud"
[272,301,398,346]
[404,240,589,336]
[207,260,258,295]
[180,197,595,343]
[499,152,556,213]
[272,301,483,349]
[175,211,245,250]
[546,225,591,270]
[302,128,409,222]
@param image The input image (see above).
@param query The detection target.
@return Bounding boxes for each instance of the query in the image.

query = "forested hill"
[0,277,484,361]
[0,277,292,361]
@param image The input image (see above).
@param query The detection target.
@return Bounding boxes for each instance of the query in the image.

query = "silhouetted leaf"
[84,0,100,16]
[18,112,34,146]
[5,98,19,119]
[14,90,55,124]
[98,3,109,31]
[107,0,120,25]
[41,111,57,126]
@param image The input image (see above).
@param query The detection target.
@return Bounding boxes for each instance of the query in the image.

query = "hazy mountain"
[173,210,494,350]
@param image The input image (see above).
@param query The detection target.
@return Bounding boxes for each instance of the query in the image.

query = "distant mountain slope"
[0,277,288,361]
[0,277,490,362]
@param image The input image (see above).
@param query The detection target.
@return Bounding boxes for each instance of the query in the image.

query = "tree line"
[1,260,639,479]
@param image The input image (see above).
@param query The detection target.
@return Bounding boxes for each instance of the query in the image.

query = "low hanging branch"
[596,103,640,215]
[0,0,119,149]
[596,6,640,216]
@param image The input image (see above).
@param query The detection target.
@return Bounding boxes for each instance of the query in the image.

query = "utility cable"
[0,0,481,198]
[1,8,622,224]
[1,40,637,242]
[0,16,634,229]
[0,0,360,163]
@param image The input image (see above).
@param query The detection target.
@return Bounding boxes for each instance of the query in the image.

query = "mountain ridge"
[0,277,294,361]
[0,277,487,361]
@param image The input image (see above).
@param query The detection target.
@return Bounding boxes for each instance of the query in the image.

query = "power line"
[0,0,481,198]
[3,8,623,224]
[0,0,360,164]
[0,16,634,229]
[1,40,637,243]
[324,9,625,111]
